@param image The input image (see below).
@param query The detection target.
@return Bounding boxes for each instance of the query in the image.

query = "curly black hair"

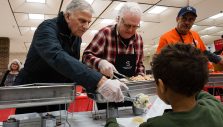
[151,43,208,96]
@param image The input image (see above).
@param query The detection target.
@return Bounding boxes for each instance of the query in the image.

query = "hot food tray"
[125,80,156,97]
[94,80,156,103]
[0,83,75,109]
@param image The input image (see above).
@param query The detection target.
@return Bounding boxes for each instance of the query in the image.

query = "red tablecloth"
[68,93,93,112]
[0,108,16,122]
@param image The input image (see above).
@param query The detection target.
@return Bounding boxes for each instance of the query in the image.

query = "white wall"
[9,53,27,65]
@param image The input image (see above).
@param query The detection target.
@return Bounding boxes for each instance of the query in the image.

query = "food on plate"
[133,93,150,109]
[132,116,145,124]
[144,75,154,80]
[130,75,154,81]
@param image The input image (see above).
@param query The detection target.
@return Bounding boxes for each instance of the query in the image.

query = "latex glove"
[97,79,128,102]
[98,60,117,78]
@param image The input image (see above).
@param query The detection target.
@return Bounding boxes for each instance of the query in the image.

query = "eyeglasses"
[121,18,140,30]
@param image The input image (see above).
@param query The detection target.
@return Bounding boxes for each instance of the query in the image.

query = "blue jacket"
[15,12,102,93]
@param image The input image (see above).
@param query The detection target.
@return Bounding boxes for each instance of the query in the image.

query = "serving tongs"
[113,73,146,108]
[113,71,133,82]
[114,71,128,78]
[113,72,150,108]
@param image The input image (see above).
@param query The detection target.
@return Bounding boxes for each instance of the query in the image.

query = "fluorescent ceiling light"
[85,0,94,5]
[30,27,37,31]
[201,35,209,38]
[91,30,98,34]
[115,3,124,10]
[204,26,216,31]
[147,6,167,14]
[81,42,87,47]
[209,13,223,19]
[101,19,114,24]
[28,14,44,20]
[26,0,45,3]
[140,21,143,25]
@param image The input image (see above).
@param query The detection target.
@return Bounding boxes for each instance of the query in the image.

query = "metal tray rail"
[208,74,223,83]
[208,74,223,87]
[0,83,75,109]
[207,81,223,86]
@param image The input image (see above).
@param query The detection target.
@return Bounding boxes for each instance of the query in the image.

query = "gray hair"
[8,59,22,71]
[118,2,142,18]
[65,0,94,13]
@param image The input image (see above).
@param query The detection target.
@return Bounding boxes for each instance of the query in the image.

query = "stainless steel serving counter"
[0,95,171,127]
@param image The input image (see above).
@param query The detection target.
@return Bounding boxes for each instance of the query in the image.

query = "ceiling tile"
[91,0,112,17]
[14,13,56,26]
[99,1,151,19]
[90,18,115,30]
[158,0,204,7]
[130,0,161,4]
[9,0,61,14]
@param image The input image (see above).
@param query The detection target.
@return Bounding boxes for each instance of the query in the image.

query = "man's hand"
[98,59,117,78]
[97,79,128,102]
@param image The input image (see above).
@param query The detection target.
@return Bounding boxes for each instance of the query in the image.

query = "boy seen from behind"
[140,43,223,127]
[105,43,223,127]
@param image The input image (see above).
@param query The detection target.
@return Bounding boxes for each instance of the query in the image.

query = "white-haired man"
[82,2,145,111]
[15,0,127,113]
[83,2,145,78]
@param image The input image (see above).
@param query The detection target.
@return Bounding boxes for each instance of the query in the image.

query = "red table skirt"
[68,93,93,112]
[0,108,16,122]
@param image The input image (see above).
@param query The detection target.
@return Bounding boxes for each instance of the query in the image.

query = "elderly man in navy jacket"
[15,0,127,113]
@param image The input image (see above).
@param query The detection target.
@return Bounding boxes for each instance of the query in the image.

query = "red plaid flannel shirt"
[82,25,145,75]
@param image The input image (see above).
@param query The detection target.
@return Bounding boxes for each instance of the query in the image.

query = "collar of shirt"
[114,24,136,48]
[57,12,72,36]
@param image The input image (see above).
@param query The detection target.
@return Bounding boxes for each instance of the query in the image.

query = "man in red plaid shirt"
[82,2,145,78]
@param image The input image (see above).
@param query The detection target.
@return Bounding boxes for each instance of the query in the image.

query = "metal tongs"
[114,71,128,78]
[113,71,131,82]
[113,73,149,109]
[113,72,132,98]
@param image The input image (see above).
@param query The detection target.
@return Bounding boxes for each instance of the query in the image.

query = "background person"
[156,6,223,64]
[0,59,22,86]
